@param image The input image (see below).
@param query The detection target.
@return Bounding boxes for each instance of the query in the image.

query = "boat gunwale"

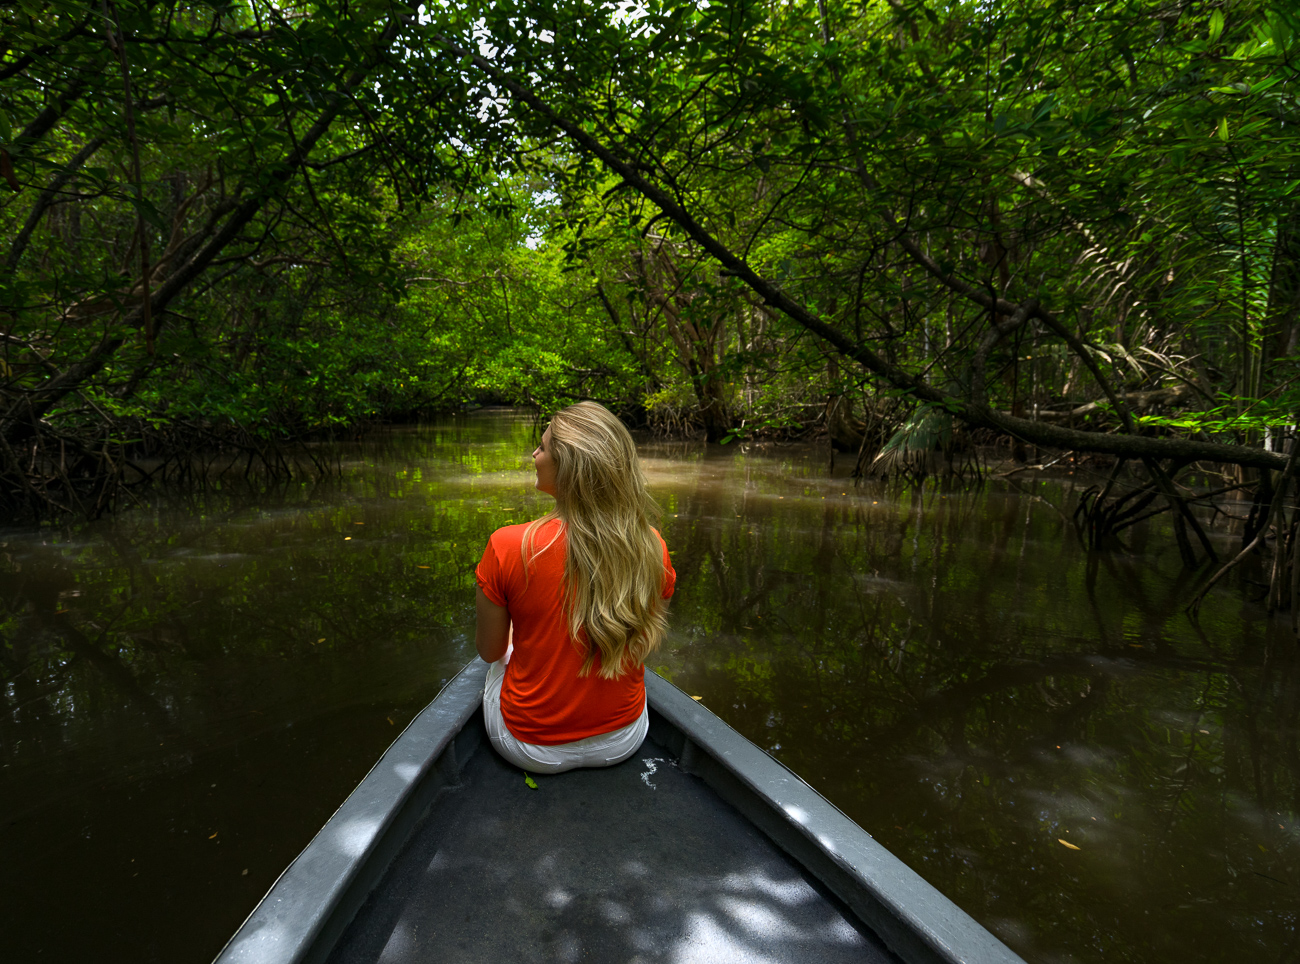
[644,672,1024,964]
[211,660,488,964]
[212,661,1025,964]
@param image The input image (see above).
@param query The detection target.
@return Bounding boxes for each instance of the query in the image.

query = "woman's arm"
[475,586,511,663]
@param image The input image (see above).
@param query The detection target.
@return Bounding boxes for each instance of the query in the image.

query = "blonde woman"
[474,402,675,774]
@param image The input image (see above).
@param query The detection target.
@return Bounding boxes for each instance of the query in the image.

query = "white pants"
[482,654,648,774]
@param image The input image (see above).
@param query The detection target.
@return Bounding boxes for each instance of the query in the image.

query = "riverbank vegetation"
[4,0,1300,607]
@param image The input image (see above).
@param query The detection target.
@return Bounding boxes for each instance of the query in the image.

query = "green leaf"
[1217,116,1230,141]
[127,194,169,233]
[524,773,539,790]
[1209,9,1225,43]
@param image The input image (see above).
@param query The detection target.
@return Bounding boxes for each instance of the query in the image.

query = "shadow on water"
[1,414,1298,964]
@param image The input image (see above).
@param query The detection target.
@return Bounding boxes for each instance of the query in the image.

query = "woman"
[474,402,675,774]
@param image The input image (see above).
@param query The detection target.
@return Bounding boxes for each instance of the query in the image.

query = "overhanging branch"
[441,36,1286,472]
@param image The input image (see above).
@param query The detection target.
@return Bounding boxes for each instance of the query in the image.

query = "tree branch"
[1,15,407,443]
[441,35,1287,472]
[5,136,106,273]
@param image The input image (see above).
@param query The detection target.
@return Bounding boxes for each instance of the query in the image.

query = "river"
[1,411,1296,963]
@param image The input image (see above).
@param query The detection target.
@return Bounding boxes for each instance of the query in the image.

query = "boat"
[213,660,1026,964]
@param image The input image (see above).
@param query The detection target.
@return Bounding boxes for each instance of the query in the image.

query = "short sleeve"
[475,534,508,607]
[659,534,676,600]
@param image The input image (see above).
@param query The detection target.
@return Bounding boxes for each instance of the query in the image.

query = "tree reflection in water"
[651,448,1299,964]
[1,414,1297,964]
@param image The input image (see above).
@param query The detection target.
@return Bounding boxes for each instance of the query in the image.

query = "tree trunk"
[632,241,731,441]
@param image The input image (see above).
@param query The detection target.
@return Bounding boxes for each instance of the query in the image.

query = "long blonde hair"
[522,402,668,679]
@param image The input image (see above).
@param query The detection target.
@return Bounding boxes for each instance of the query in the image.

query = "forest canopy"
[2,0,1299,522]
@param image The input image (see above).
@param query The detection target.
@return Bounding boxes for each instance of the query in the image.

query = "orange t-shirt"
[475,518,675,745]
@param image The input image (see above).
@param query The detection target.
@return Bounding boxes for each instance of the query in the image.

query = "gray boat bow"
[214,661,1025,964]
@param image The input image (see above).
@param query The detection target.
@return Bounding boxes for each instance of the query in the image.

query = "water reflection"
[650,449,1299,964]
[1,414,1297,964]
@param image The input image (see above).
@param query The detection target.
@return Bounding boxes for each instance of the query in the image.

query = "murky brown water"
[2,412,1297,964]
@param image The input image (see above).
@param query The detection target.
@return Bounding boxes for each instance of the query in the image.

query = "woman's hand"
[475,586,511,663]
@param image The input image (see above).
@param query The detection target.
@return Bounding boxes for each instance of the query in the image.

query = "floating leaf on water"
[691,695,704,701]
[417,565,430,569]
[524,773,539,790]
[1058,839,1080,851]
[317,638,326,643]
[208,832,218,839]
[344,537,352,541]
[386,716,395,725]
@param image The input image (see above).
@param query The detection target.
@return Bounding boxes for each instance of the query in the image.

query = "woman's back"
[476,518,675,745]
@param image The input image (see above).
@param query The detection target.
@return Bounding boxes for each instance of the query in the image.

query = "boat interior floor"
[328,719,899,964]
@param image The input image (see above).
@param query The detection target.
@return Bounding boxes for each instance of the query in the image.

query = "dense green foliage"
[2,0,1299,513]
